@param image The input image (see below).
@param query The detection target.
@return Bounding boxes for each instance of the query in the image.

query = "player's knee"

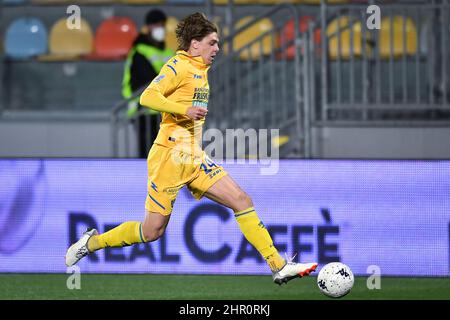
[142,226,165,242]
[236,191,253,210]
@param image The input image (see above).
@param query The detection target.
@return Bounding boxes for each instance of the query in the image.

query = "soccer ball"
[317,262,354,298]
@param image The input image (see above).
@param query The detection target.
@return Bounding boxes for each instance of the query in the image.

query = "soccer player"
[66,12,317,285]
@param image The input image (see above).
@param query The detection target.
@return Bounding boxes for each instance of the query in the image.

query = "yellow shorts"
[145,144,228,215]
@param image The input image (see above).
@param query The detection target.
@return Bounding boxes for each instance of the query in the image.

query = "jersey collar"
[177,50,210,70]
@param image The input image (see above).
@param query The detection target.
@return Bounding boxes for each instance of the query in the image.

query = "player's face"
[197,32,219,65]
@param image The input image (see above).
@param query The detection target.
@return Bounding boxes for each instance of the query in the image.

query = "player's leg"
[65,219,145,267]
[87,209,170,251]
[188,152,318,284]
[65,144,178,267]
[141,209,171,242]
[187,156,286,270]
[65,210,170,267]
[66,201,173,267]
[87,192,173,251]
[203,175,318,284]
[202,174,286,271]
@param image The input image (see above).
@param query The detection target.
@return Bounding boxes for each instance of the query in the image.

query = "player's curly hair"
[176,12,218,51]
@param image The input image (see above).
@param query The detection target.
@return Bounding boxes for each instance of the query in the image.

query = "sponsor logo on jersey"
[192,87,209,108]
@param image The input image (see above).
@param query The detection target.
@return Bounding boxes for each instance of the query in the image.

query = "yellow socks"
[87,221,145,252]
[234,207,286,272]
[85,210,287,273]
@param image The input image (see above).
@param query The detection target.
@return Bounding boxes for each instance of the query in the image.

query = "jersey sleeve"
[139,61,189,115]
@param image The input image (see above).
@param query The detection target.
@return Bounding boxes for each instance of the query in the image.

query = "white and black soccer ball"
[317,262,354,298]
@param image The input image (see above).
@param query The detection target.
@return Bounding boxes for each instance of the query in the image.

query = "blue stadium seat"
[4,17,47,59]
[2,0,28,4]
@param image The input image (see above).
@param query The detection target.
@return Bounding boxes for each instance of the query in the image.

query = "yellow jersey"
[140,50,210,156]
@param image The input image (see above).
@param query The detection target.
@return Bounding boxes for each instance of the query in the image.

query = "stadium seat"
[224,16,275,60]
[72,0,119,3]
[327,16,371,60]
[165,16,179,52]
[238,0,347,3]
[379,16,417,58]
[38,17,93,61]
[419,19,430,56]
[31,0,117,3]
[2,0,28,5]
[272,135,289,148]
[297,0,348,3]
[278,16,321,60]
[118,0,165,4]
[166,0,204,3]
[4,17,47,59]
[30,0,70,3]
[213,0,255,5]
[258,0,303,4]
[86,17,138,60]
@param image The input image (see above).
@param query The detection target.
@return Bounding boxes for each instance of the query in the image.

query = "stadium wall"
[311,127,450,159]
[0,159,448,277]
[1,121,450,158]
[0,118,112,157]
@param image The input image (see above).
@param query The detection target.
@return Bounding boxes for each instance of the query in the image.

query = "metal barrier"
[208,3,306,157]
[111,3,305,158]
[292,0,450,156]
[112,1,450,158]
[110,85,160,158]
[309,1,450,121]
[110,92,133,158]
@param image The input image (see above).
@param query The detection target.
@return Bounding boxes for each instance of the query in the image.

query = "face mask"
[151,27,165,42]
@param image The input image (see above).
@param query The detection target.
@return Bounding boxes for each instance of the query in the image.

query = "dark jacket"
[129,33,166,93]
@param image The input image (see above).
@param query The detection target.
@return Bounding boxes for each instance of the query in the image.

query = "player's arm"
[139,63,187,114]
[139,63,207,120]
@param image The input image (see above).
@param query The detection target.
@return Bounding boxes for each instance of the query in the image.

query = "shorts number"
[200,157,217,174]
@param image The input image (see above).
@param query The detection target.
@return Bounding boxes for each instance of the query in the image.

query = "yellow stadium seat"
[379,16,417,58]
[272,135,289,148]
[74,0,120,3]
[212,0,306,3]
[39,18,93,61]
[30,0,70,3]
[254,0,275,4]
[165,16,179,52]
[257,0,310,3]
[327,16,371,60]
[223,16,275,60]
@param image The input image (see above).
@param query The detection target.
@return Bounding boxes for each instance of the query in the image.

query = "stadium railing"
[111,3,305,158]
[207,3,307,158]
[110,84,155,157]
[3,1,450,158]
[112,1,450,158]
[294,0,450,156]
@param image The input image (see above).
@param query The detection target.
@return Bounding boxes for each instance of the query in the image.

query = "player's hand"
[186,107,208,120]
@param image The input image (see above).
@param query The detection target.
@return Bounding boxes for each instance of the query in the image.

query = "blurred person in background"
[122,9,174,158]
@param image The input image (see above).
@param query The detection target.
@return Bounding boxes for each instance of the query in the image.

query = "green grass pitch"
[0,274,449,300]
